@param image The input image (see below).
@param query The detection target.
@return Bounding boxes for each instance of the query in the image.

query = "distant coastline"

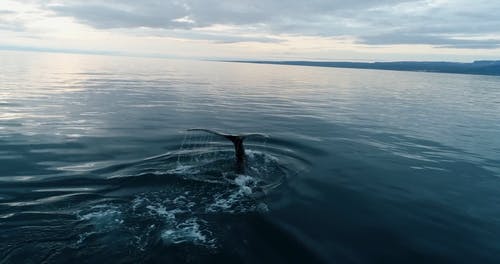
[228,60,500,76]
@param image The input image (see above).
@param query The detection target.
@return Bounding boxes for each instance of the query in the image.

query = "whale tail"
[187,128,267,163]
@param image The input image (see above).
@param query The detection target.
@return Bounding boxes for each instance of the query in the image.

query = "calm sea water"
[1,51,500,263]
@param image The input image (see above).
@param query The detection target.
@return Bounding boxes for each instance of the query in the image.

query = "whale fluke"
[187,128,267,163]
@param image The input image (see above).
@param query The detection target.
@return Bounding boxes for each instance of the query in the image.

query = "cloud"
[350,0,500,48]
[360,33,500,49]
[49,2,191,29]
[0,10,15,15]
[128,28,284,44]
[42,0,500,48]
[0,8,26,31]
[3,0,500,49]
[47,0,410,29]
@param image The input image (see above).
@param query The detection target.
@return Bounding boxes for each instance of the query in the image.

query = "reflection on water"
[1,51,500,263]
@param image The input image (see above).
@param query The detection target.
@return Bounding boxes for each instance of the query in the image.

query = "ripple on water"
[68,144,299,249]
[0,129,308,261]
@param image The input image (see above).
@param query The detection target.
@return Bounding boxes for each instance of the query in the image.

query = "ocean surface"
[1,51,500,264]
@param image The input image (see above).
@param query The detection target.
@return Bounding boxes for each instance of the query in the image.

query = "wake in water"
[0,130,307,262]
[72,130,288,250]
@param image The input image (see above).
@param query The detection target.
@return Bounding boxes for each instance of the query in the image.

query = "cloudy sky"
[1,0,499,61]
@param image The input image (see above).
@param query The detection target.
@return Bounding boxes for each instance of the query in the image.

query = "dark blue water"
[1,51,500,263]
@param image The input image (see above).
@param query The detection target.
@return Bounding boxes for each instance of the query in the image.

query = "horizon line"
[1,45,498,64]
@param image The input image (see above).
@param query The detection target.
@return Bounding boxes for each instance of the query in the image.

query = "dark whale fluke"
[187,128,267,163]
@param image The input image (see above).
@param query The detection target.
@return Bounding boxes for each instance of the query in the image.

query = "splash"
[73,132,287,249]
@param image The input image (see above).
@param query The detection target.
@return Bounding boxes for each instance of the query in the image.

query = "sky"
[1,0,500,61]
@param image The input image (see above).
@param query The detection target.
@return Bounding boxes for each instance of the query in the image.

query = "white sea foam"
[206,174,265,213]
[77,231,96,244]
[77,204,123,231]
[161,218,213,246]
[130,192,216,247]
[146,204,184,221]
[234,174,254,195]
[75,148,279,249]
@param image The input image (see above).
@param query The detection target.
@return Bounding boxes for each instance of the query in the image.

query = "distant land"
[230,60,500,76]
